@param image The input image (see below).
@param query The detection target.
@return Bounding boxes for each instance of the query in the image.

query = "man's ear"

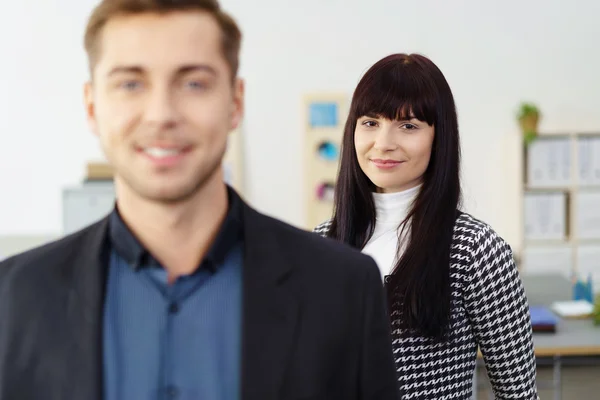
[230,77,244,130]
[84,81,99,136]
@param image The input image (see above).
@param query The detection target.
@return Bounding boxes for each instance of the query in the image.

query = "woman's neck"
[372,185,421,226]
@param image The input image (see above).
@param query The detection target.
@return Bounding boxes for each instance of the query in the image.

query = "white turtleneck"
[362,185,420,279]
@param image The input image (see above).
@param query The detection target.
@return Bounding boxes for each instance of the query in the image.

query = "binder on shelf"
[525,136,571,188]
[521,245,573,276]
[523,191,568,241]
[575,190,600,239]
[577,134,600,186]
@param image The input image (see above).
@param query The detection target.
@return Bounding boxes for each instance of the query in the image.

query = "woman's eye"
[402,123,417,130]
[363,120,377,127]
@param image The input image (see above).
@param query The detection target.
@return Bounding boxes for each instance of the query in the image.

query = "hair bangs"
[352,61,437,126]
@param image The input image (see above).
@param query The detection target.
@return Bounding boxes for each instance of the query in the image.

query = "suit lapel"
[240,205,300,400]
[64,218,110,400]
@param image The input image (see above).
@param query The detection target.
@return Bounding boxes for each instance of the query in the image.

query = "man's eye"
[120,81,142,90]
[186,81,206,90]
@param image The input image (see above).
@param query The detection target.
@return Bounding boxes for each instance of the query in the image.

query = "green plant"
[517,102,541,146]
[517,103,540,120]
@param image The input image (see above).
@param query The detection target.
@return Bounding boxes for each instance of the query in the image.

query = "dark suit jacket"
[0,196,399,400]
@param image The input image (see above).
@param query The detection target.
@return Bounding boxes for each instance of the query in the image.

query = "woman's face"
[354,115,434,193]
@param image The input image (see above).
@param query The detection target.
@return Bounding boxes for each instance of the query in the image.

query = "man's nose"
[143,87,180,128]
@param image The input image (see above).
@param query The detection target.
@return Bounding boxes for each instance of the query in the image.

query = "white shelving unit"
[521,132,600,290]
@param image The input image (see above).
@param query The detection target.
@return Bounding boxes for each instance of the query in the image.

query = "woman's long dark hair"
[328,53,462,341]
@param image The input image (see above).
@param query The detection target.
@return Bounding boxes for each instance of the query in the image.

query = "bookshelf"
[303,93,349,230]
[521,132,600,291]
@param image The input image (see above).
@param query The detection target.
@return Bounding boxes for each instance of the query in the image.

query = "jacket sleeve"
[464,227,539,399]
[358,257,401,399]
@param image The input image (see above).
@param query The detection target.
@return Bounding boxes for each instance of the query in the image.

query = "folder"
[529,306,559,333]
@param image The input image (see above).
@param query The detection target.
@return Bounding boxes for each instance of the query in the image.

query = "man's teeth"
[144,148,181,158]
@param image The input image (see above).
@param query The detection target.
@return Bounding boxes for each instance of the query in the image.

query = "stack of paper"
[551,300,594,318]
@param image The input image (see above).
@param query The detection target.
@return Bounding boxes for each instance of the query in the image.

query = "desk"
[526,274,600,357]
[474,274,600,400]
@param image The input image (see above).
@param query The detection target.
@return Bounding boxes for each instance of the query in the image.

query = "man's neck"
[114,174,229,282]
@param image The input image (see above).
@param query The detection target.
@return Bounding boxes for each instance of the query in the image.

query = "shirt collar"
[109,185,243,273]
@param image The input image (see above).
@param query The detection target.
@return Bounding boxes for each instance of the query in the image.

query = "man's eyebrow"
[106,66,143,77]
[106,64,218,77]
[177,64,218,76]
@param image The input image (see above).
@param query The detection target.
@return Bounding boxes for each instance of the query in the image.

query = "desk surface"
[522,274,600,356]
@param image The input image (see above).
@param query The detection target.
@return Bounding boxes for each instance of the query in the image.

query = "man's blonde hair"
[84,0,242,79]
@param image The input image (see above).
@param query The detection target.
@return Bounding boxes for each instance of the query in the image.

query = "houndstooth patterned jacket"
[314,212,539,399]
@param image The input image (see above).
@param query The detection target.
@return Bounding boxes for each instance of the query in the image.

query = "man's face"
[84,11,243,203]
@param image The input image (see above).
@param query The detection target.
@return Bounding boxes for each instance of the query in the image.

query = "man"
[0,1,399,399]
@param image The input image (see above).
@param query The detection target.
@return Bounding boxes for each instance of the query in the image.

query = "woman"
[314,53,538,399]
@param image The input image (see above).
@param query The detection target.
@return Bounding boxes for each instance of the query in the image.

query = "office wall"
[1,0,599,255]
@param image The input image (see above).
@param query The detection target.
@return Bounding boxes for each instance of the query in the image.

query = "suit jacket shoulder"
[0,219,109,400]
[0,220,107,291]
[254,213,379,283]
[241,210,398,399]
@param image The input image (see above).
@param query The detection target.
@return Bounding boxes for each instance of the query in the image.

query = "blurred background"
[1,0,600,398]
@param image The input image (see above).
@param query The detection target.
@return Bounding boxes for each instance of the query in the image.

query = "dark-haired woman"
[314,53,538,399]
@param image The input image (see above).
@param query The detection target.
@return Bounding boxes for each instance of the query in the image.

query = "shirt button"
[166,385,179,399]
[168,303,179,314]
